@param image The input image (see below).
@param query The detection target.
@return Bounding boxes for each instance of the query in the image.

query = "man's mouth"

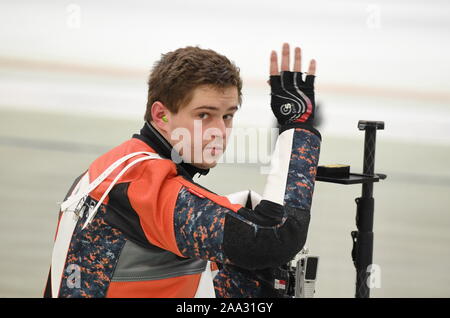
[205,146,224,154]
[205,143,223,150]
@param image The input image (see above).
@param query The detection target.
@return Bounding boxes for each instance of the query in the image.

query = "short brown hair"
[144,46,242,122]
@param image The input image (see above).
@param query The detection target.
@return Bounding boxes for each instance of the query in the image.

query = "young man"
[45,43,321,298]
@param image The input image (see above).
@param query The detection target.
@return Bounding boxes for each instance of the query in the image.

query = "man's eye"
[223,114,234,120]
[198,113,209,119]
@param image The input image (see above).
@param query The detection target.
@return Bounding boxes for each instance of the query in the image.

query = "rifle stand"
[316,120,387,298]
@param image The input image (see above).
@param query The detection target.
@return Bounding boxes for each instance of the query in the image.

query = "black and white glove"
[270,71,315,126]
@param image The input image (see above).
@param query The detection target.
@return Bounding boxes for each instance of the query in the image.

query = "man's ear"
[150,101,170,132]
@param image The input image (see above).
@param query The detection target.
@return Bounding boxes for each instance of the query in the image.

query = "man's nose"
[205,118,228,146]
[211,118,227,138]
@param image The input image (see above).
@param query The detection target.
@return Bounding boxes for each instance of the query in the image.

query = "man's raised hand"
[269,43,317,126]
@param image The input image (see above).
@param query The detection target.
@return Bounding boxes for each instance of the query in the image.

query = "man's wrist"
[279,122,321,141]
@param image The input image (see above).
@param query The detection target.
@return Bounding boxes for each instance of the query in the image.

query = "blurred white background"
[0,0,449,297]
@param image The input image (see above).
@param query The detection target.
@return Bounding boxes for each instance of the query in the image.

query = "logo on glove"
[280,103,293,115]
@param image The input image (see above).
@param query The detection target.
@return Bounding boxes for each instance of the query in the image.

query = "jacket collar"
[132,121,210,179]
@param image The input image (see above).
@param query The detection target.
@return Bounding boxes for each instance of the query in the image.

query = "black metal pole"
[353,121,384,298]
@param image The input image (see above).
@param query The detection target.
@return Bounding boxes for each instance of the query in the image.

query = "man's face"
[165,84,239,169]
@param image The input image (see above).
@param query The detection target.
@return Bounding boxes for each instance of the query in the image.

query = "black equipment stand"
[315,120,387,298]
